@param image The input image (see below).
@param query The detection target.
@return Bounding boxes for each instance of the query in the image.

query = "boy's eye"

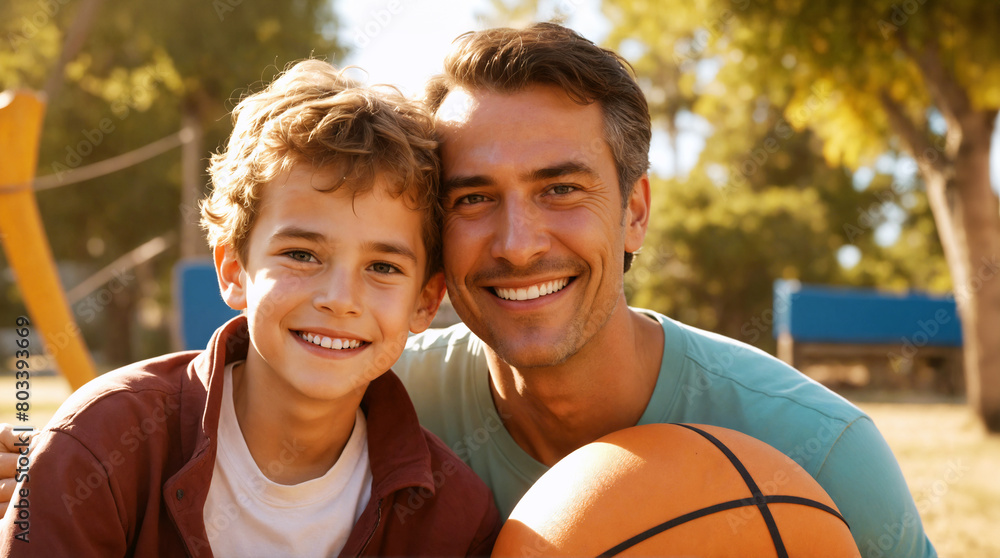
[285,250,316,263]
[370,262,402,275]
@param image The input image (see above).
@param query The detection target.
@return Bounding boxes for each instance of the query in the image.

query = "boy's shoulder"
[361,371,501,554]
[45,350,209,448]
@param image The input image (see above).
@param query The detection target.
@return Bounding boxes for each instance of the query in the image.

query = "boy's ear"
[409,272,446,334]
[214,244,248,311]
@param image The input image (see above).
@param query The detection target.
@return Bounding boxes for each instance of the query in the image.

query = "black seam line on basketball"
[674,424,788,558]
[594,495,847,557]
[765,495,850,529]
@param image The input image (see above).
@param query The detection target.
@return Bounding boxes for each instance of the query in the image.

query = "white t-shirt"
[204,362,373,557]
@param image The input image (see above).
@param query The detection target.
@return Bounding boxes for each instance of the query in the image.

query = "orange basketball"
[491,424,860,557]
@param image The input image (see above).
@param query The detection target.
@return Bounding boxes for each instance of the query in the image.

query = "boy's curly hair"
[200,59,442,277]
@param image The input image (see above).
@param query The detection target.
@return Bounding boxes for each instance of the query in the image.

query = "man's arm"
[0,429,127,556]
[817,417,937,558]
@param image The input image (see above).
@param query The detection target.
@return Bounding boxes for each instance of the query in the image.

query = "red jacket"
[0,317,500,557]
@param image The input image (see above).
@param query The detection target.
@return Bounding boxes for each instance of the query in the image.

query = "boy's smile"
[216,164,442,406]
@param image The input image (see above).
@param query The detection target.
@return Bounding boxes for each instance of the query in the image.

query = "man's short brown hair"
[201,59,442,277]
[423,23,651,271]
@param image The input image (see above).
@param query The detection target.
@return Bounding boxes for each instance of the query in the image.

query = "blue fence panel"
[174,258,241,351]
[772,280,962,346]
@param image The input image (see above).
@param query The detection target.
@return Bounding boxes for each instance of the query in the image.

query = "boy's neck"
[230,359,367,485]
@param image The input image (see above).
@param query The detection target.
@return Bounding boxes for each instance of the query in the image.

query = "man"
[0,22,934,558]
[392,23,936,557]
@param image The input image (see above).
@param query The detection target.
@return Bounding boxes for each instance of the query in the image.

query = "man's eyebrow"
[442,161,600,195]
[442,174,493,195]
[523,161,600,182]
[363,241,418,264]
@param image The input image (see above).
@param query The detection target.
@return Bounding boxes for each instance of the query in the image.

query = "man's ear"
[409,272,447,334]
[624,174,651,254]
[214,244,248,311]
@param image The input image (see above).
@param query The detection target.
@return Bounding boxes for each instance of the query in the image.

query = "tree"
[605,0,1000,430]
[1,0,342,367]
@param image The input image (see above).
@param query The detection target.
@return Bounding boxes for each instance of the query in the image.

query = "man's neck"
[231,360,365,485]
[487,300,665,466]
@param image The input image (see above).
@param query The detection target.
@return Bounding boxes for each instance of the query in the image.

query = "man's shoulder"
[397,322,484,379]
[404,321,479,353]
[639,307,866,424]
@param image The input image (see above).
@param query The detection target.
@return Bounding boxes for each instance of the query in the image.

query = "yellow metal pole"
[0,90,97,391]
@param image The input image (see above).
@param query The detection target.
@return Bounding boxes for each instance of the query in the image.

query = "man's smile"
[491,277,573,301]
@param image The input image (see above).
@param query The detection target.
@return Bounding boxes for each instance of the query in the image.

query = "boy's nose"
[314,268,363,316]
[491,197,550,267]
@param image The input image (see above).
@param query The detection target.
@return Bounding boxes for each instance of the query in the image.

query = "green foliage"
[1,0,342,367]
[593,0,964,348]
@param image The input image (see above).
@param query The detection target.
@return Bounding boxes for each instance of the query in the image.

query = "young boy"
[0,59,500,556]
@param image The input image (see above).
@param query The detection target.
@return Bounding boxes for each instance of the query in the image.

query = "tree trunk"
[884,39,1000,432]
[942,115,1000,431]
[922,116,1000,432]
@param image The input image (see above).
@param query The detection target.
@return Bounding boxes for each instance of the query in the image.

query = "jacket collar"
[189,316,436,498]
[362,370,437,499]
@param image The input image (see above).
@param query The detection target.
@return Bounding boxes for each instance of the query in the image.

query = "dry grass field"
[3,376,999,556]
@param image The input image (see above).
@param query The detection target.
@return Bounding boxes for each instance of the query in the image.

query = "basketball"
[491,424,861,557]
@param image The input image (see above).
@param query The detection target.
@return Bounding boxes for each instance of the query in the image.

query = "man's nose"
[314,266,363,316]
[490,197,550,267]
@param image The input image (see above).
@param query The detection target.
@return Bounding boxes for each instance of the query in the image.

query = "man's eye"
[549,184,577,195]
[286,250,315,263]
[456,193,488,205]
[370,262,401,275]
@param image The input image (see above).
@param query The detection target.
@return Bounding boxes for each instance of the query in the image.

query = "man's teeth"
[495,278,570,301]
[298,332,364,350]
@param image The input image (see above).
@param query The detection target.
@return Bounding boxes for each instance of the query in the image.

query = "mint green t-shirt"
[394,309,936,558]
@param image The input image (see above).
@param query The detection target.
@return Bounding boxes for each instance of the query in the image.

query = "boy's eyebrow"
[272,226,326,243]
[442,160,600,195]
[272,226,418,264]
[363,241,418,264]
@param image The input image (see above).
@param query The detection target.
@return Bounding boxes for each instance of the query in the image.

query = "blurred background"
[1,0,999,555]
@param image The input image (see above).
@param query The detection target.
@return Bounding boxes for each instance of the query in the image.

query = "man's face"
[436,85,647,368]
[216,164,442,402]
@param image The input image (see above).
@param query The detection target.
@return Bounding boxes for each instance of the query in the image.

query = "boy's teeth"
[299,332,362,350]
[495,278,570,301]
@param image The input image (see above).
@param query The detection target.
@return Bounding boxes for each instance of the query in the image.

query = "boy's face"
[215,164,444,403]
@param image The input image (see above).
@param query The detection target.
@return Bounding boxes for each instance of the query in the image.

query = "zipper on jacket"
[356,498,382,557]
